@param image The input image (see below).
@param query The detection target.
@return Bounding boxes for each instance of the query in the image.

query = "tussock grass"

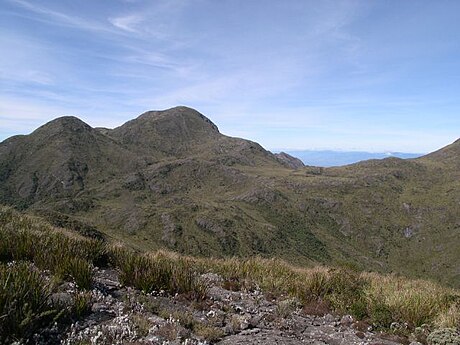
[365,273,460,328]
[435,303,460,329]
[0,207,102,343]
[1,205,459,343]
[190,256,460,330]
[72,292,92,319]
[111,246,207,300]
[0,262,57,343]
[0,206,105,289]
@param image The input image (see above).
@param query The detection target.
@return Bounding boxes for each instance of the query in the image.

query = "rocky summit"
[0,106,459,287]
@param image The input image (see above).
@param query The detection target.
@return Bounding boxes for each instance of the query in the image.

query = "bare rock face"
[274,152,305,169]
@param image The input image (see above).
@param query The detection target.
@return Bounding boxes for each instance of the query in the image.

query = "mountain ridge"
[0,107,458,287]
[281,149,423,167]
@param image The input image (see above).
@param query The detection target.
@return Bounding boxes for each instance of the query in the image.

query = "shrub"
[427,328,460,345]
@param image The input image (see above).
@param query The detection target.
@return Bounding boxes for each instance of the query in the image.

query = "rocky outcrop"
[274,152,305,169]
[55,269,411,345]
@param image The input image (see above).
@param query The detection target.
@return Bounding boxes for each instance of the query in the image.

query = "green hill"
[0,106,458,287]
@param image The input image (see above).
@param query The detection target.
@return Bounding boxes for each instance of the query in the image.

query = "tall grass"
[189,255,460,330]
[111,247,207,300]
[0,206,105,289]
[365,273,460,328]
[0,262,56,343]
[0,207,99,343]
[1,205,459,340]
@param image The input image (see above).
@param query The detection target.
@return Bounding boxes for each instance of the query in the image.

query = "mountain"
[109,107,287,167]
[281,150,423,167]
[0,106,458,287]
[419,137,460,170]
[0,116,142,205]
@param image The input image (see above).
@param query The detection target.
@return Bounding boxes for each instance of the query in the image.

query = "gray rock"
[50,292,73,306]
[324,313,336,323]
[340,314,353,326]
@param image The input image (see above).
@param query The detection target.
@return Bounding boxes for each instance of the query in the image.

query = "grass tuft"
[0,262,56,343]
[110,247,207,299]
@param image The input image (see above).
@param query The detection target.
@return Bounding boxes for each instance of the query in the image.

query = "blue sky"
[1,0,460,152]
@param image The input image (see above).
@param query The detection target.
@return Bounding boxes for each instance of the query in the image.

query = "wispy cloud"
[109,14,143,33]
[6,0,115,34]
[1,0,459,152]
[108,0,192,39]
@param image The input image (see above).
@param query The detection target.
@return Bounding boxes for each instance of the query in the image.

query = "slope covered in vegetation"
[1,207,458,344]
[0,107,459,287]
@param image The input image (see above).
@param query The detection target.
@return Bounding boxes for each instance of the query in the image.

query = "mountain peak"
[109,107,222,158]
[35,116,92,136]
[137,106,220,133]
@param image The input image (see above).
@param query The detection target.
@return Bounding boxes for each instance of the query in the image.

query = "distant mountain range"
[0,106,459,287]
[279,150,423,167]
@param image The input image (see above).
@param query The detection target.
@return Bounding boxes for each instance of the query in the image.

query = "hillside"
[1,207,459,344]
[0,106,459,287]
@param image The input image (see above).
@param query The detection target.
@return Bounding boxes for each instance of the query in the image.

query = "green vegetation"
[0,207,100,342]
[0,207,104,289]
[0,206,459,343]
[192,256,460,330]
[0,262,55,343]
[111,246,207,299]
[1,107,459,288]
[427,328,460,345]
[110,246,460,333]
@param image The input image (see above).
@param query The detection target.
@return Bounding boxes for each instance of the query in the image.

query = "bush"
[427,328,460,345]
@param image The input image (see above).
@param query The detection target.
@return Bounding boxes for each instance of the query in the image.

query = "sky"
[1,0,460,153]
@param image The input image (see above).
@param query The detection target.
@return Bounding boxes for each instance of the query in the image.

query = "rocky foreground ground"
[32,267,429,345]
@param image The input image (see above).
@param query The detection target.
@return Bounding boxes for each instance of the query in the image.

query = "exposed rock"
[340,314,354,326]
[162,213,182,246]
[55,269,412,345]
[404,227,415,238]
[274,152,305,169]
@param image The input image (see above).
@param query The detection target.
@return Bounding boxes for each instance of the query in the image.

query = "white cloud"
[109,14,143,33]
[7,0,116,34]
